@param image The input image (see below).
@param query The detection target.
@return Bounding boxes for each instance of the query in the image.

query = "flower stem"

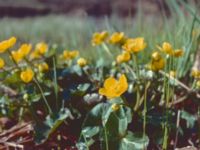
[162,124,168,150]
[33,78,53,114]
[102,43,113,59]
[82,133,90,150]
[133,54,139,78]
[143,82,150,138]
[104,126,109,150]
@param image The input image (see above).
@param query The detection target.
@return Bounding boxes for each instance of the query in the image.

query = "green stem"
[134,85,141,111]
[28,101,40,123]
[33,78,53,114]
[123,63,137,79]
[133,54,139,78]
[82,133,90,150]
[143,82,150,138]
[104,126,109,150]
[102,42,113,59]
[132,54,141,111]
[24,57,53,114]
[162,124,168,150]
[53,57,59,111]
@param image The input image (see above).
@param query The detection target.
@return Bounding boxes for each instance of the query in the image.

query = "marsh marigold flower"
[91,31,109,46]
[158,42,174,55]
[148,52,165,71]
[20,68,34,83]
[11,50,24,63]
[122,37,146,53]
[158,42,184,58]
[0,58,5,69]
[0,37,17,53]
[99,74,128,99]
[109,32,125,44]
[30,50,41,60]
[62,50,79,60]
[35,42,48,55]
[191,69,200,79]
[173,49,184,57]
[19,44,32,57]
[38,62,49,72]
[77,58,87,67]
[152,51,162,61]
[116,51,131,64]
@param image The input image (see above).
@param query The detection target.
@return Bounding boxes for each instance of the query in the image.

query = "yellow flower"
[0,37,17,53]
[91,31,109,46]
[20,68,34,83]
[116,51,131,64]
[69,50,79,59]
[111,103,120,111]
[109,32,125,44]
[173,49,184,57]
[0,58,5,69]
[18,44,32,57]
[148,59,165,71]
[148,52,165,71]
[30,50,41,60]
[158,42,174,55]
[122,37,146,53]
[169,70,176,77]
[38,62,49,72]
[30,42,48,60]
[191,69,200,79]
[77,58,87,67]
[63,50,79,60]
[99,74,128,99]
[11,50,24,63]
[35,42,48,55]
[151,51,162,61]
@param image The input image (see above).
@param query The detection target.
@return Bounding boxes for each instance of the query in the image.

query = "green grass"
[0,0,199,76]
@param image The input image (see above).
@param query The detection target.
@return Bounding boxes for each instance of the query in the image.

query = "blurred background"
[0,0,199,58]
[0,0,173,17]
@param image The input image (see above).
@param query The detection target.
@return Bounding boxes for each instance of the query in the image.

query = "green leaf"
[79,103,113,147]
[181,110,197,128]
[77,83,90,92]
[83,103,112,127]
[105,105,132,138]
[120,131,149,150]
[30,94,41,102]
[82,126,100,138]
[34,108,72,144]
[4,71,20,84]
[79,102,133,149]
[71,83,91,96]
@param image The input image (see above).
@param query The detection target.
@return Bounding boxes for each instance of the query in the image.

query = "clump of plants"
[0,28,199,149]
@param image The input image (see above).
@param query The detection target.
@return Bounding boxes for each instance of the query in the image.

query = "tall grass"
[0,0,199,76]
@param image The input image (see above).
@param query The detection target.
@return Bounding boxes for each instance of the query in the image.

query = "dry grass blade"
[0,122,34,150]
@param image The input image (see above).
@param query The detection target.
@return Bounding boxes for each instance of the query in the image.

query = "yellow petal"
[104,77,117,89]
[19,44,32,57]
[20,69,34,83]
[0,58,5,69]
[119,74,128,86]
[173,49,184,57]
[98,88,107,96]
